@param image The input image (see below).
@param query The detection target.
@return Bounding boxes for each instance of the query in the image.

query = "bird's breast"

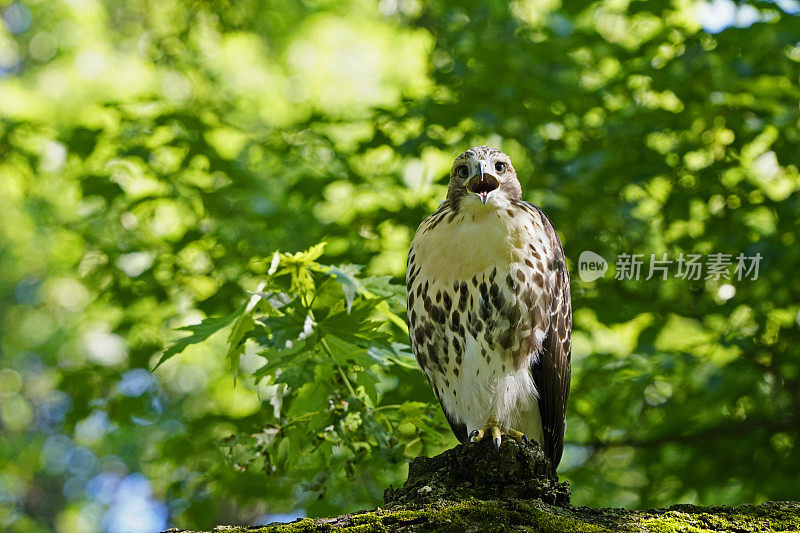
[412,208,513,283]
[410,204,551,284]
[408,204,554,371]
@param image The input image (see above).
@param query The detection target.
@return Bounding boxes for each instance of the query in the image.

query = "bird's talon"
[471,424,530,449]
[491,425,502,451]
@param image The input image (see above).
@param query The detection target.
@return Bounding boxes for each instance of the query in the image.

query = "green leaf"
[227,284,275,380]
[324,334,377,369]
[368,343,419,369]
[362,275,401,298]
[318,297,390,347]
[362,275,408,332]
[254,338,316,388]
[226,312,255,380]
[258,300,313,350]
[287,382,330,418]
[327,264,363,312]
[275,243,328,296]
[357,370,381,407]
[280,242,326,265]
[154,311,239,369]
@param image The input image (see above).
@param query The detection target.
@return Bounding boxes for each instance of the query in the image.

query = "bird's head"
[447,145,521,209]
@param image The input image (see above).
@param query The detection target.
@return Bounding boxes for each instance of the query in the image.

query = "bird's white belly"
[452,333,544,442]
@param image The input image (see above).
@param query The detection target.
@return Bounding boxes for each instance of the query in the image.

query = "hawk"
[406,145,572,470]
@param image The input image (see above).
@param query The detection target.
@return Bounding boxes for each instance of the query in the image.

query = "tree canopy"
[1,0,800,531]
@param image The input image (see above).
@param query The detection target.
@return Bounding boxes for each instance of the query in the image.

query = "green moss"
[184,501,800,533]
[260,517,338,532]
[423,499,609,533]
[635,503,800,533]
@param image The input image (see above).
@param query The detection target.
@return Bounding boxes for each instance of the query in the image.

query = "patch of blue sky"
[696,0,799,34]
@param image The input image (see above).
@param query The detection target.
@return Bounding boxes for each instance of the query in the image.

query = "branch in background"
[569,416,796,450]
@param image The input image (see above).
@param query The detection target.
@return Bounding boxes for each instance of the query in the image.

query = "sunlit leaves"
[163,244,447,497]
[275,243,328,298]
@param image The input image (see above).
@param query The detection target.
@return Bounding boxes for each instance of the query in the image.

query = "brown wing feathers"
[530,207,572,470]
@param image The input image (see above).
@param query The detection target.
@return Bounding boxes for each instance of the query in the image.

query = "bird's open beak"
[467,160,500,204]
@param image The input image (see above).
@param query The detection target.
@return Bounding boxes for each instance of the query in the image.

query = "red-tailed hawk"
[406,145,572,470]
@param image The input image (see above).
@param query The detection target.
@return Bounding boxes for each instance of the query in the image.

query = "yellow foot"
[505,428,530,446]
[469,419,530,451]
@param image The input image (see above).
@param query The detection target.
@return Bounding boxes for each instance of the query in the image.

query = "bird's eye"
[456,165,469,179]
[495,162,506,173]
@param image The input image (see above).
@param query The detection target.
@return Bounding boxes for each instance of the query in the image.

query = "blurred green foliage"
[1,0,800,530]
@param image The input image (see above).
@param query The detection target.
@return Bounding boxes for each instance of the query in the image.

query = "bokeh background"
[2,0,800,531]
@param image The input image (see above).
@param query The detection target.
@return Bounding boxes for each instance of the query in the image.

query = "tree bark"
[165,440,800,532]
